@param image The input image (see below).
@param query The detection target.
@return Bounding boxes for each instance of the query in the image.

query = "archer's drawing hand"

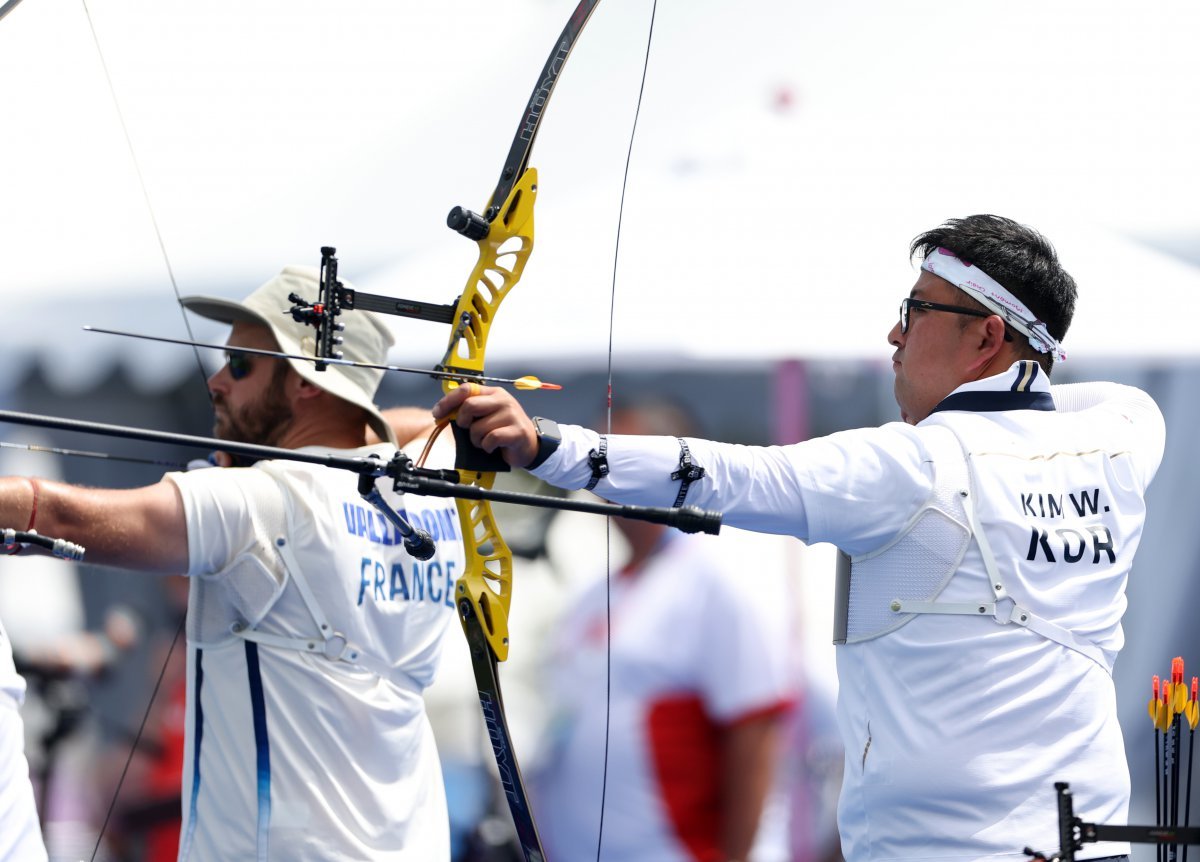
[433,384,538,469]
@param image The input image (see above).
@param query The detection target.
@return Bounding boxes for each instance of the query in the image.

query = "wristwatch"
[528,416,562,469]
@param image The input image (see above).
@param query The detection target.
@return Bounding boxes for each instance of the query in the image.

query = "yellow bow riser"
[448,168,538,663]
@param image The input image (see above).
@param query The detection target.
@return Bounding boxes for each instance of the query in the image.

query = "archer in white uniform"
[0,267,464,861]
[434,215,1165,862]
[165,447,462,861]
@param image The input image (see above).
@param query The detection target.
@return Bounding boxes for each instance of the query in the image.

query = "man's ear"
[291,375,327,403]
[967,315,1013,374]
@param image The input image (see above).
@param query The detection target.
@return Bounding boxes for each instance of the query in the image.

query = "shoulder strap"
[892,425,1111,672]
[231,465,407,685]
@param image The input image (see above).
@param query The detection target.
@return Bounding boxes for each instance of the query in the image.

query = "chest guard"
[187,466,407,686]
[832,425,1109,671]
[833,425,971,645]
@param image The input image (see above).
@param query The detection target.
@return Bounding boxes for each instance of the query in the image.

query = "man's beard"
[212,364,295,447]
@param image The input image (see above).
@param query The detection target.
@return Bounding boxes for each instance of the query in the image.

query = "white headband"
[920,247,1066,362]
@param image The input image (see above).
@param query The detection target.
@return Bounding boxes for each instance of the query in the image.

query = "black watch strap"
[527,416,562,470]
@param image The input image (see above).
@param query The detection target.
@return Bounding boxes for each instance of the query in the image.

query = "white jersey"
[531,362,1165,862]
[166,443,465,862]
[533,532,795,862]
[0,617,26,705]
[1,620,47,862]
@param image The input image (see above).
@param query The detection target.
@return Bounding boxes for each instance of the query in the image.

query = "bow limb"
[0,0,26,23]
[439,4,601,857]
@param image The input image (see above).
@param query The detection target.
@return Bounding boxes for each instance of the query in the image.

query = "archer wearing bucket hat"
[0,263,466,859]
[181,265,398,447]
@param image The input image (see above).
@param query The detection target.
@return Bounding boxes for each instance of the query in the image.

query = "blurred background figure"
[96,575,189,862]
[528,400,798,862]
[778,675,844,862]
[1,434,112,861]
[1,432,186,862]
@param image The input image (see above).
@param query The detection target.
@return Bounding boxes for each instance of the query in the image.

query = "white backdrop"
[2,5,1198,854]
[2,0,1198,371]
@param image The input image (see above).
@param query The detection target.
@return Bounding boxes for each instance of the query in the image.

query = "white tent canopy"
[2,0,1197,372]
[360,172,1200,366]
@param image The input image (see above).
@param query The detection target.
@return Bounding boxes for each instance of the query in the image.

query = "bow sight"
[277,247,563,394]
[286,246,459,373]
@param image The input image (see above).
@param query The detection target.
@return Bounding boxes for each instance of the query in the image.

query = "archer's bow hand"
[432,384,538,469]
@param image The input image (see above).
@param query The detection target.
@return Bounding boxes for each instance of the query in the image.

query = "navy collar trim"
[930,389,1055,415]
[928,360,1056,416]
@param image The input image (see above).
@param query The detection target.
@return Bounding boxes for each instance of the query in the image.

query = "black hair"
[910,214,1076,373]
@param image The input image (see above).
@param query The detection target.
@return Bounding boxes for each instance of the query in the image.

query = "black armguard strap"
[670,437,706,508]
[584,436,609,491]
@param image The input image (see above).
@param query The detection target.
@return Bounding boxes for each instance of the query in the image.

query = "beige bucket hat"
[182,266,398,446]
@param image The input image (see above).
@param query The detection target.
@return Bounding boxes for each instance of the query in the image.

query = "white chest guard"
[832,424,1110,671]
[187,466,402,684]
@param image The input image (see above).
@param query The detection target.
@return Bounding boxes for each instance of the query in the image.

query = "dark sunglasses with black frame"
[899,297,1013,341]
[224,351,254,381]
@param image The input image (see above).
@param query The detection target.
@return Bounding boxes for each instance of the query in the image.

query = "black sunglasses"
[899,297,1012,341]
[224,351,254,381]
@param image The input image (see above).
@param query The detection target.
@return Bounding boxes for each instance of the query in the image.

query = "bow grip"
[450,422,512,473]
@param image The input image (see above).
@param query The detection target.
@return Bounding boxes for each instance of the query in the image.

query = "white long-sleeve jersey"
[531,362,1165,862]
